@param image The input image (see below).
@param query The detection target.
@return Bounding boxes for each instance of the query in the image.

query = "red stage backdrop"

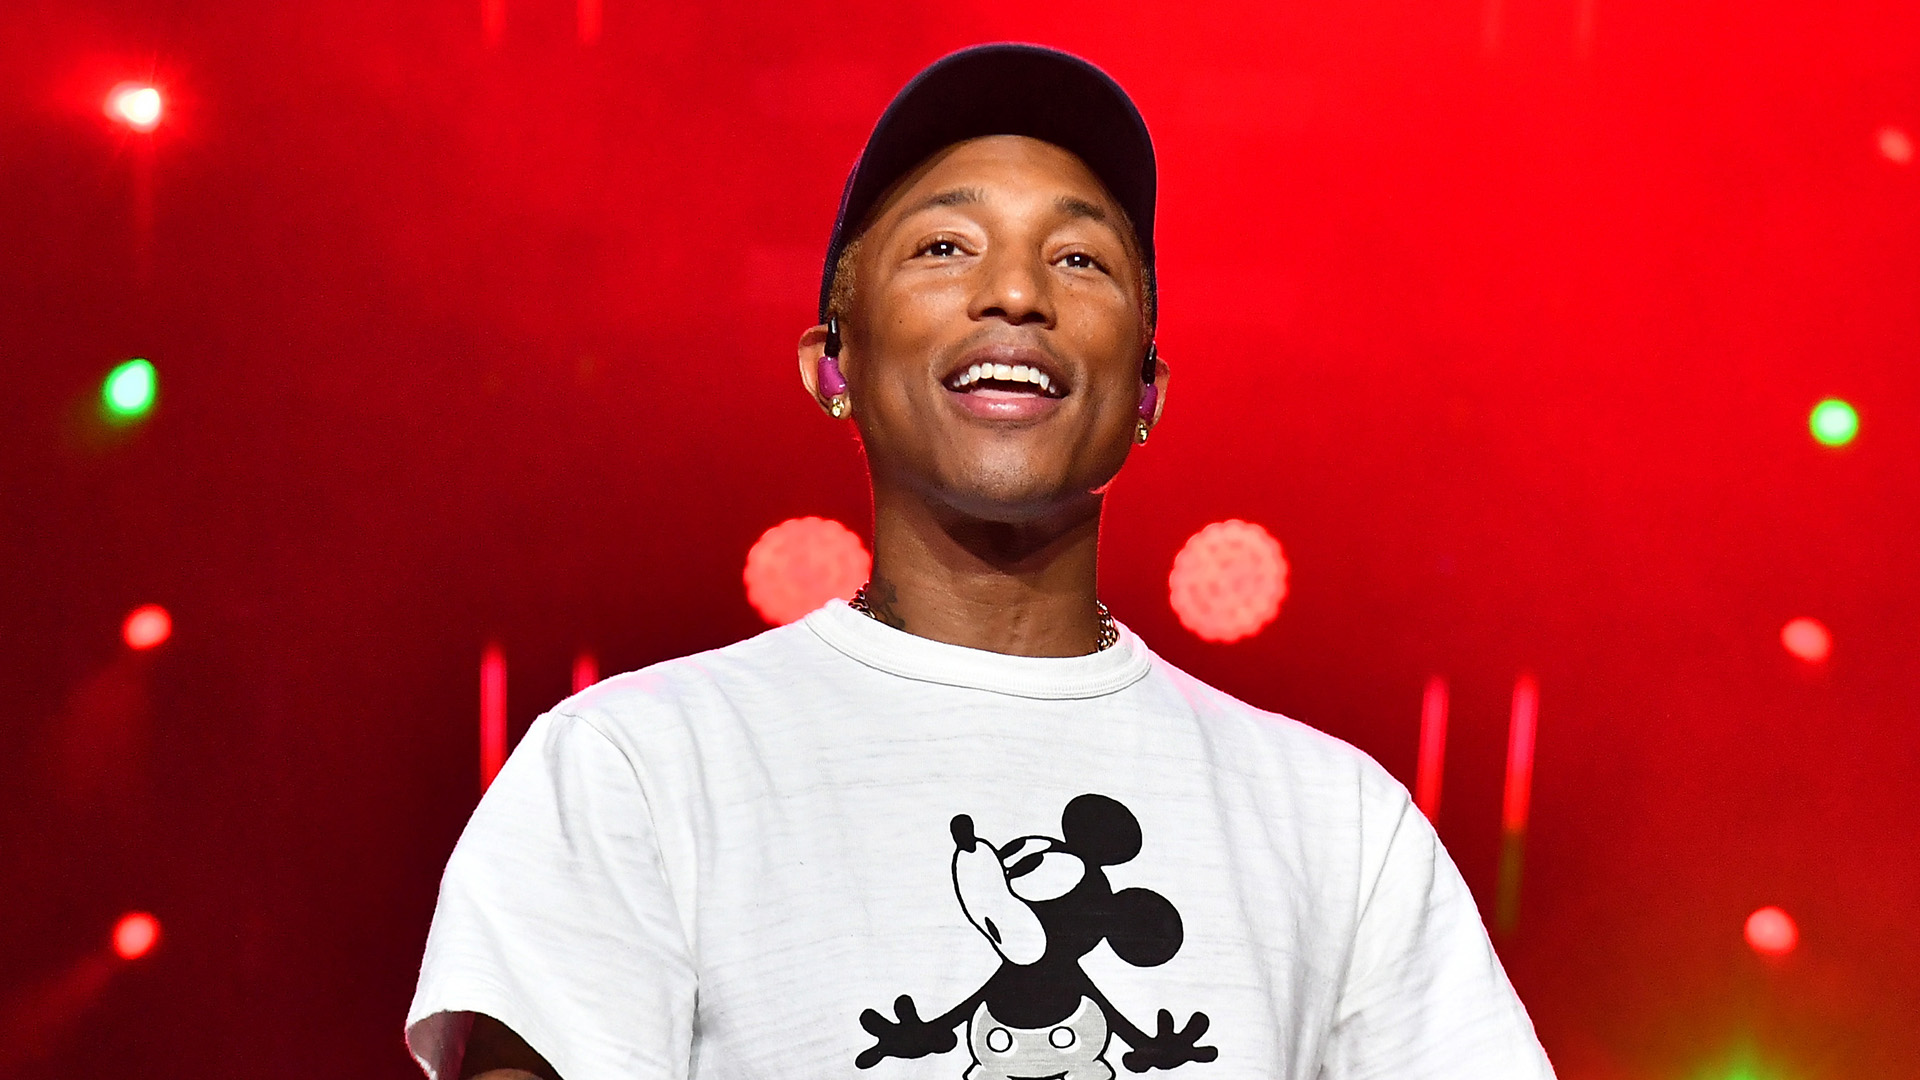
[1,1,1915,1076]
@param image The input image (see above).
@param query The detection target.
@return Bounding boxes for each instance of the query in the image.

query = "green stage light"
[1809,398,1857,447]
[103,358,157,420]
[1689,1042,1783,1080]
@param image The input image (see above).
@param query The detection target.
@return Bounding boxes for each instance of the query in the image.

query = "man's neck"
[864,492,1106,658]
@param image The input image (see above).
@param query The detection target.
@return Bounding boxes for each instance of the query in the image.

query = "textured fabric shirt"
[407,601,1555,1080]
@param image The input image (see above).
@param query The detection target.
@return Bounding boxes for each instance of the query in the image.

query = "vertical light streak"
[480,643,507,792]
[571,650,599,694]
[481,0,505,46]
[1502,674,1539,835]
[1497,673,1539,934]
[1415,676,1449,823]
[578,0,603,44]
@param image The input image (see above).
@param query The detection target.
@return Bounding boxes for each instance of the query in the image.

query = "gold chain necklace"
[848,584,1119,652]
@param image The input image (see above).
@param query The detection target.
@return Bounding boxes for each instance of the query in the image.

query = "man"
[407,44,1556,1080]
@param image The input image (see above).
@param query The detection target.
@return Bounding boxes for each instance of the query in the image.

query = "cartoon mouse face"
[856,794,1216,1077]
[949,794,1183,969]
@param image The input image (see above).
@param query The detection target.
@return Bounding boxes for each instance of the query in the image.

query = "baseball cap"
[817,43,1157,322]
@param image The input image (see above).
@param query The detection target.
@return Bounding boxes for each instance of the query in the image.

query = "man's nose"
[970,248,1053,328]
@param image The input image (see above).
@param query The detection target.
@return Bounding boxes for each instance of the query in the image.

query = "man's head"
[798,45,1168,528]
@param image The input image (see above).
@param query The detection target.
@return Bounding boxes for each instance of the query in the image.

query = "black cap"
[818,43,1157,322]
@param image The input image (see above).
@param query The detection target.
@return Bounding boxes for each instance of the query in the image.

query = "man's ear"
[1147,351,1170,429]
[797,323,831,404]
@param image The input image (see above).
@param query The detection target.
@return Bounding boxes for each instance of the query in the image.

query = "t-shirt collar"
[803,600,1153,700]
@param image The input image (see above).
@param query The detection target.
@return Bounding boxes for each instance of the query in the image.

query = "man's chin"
[926,470,1106,528]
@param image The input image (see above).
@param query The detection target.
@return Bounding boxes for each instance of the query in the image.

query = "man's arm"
[461,1013,561,1080]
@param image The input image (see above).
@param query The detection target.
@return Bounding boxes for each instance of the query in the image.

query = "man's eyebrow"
[900,187,984,217]
[1055,195,1110,224]
[1054,194,1137,254]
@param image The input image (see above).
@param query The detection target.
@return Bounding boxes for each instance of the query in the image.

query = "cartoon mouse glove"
[1120,1010,1219,1073]
[855,995,959,1069]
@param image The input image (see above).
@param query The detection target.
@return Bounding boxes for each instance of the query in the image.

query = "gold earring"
[827,395,849,419]
[1135,419,1150,445]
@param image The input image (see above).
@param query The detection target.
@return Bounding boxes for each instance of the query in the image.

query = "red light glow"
[112,912,161,960]
[1502,674,1539,836]
[122,604,172,650]
[106,84,163,131]
[480,643,506,792]
[1781,617,1832,663]
[1879,126,1914,165]
[1167,520,1288,643]
[571,650,599,693]
[743,517,870,626]
[1745,905,1798,956]
[1415,677,1449,823]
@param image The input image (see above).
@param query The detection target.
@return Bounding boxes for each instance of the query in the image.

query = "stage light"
[1502,675,1539,836]
[1808,398,1857,447]
[1780,617,1831,663]
[112,912,161,960]
[102,358,157,420]
[743,517,870,626]
[122,604,172,650]
[1415,677,1448,823]
[1167,520,1288,643]
[106,84,163,132]
[571,650,599,693]
[479,643,506,792]
[1745,905,1798,957]
[1880,126,1914,165]
[1495,674,1539,935]
[1694,1046,1779,1080]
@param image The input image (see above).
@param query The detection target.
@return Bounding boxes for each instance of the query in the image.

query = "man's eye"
[1060,252,1103,271]
[918,239,961,258]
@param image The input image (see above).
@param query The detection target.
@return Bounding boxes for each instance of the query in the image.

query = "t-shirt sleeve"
[1319,792,1556,1080]
[405,710,696,1080]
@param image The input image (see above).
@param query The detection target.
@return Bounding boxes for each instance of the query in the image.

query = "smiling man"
[406,44,1555,1080]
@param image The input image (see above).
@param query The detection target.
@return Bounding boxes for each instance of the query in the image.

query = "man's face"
[835,135,1150,524]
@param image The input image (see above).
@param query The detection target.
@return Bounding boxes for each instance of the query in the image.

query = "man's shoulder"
[1144,649,1409,804]
[548,616,832,733]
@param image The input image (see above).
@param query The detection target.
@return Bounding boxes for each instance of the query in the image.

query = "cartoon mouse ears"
[1061,793,1143,866]
[1103,887,1184,967]
[1057,794,1187,967]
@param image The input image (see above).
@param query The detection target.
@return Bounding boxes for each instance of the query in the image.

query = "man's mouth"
[942,361,1066,400]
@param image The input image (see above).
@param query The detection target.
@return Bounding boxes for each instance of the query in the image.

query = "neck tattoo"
[848,582,1119,653]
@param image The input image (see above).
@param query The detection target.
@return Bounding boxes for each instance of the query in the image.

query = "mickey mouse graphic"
[856,794,1217,1078]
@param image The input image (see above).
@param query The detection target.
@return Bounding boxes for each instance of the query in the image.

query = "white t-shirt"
[407,602,1554,1080]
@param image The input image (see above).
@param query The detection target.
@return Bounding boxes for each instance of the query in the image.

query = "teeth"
[948,362,1060,394]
